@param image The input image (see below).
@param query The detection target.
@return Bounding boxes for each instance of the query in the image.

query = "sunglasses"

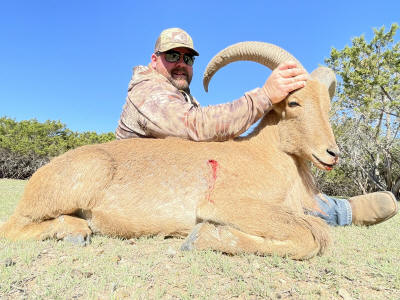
[158,50,195,66]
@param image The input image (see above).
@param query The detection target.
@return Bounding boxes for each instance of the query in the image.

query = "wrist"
[261,86,273,105]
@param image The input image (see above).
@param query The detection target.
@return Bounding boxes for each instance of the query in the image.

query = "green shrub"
[0,117,115,179]
[0,148,49,179]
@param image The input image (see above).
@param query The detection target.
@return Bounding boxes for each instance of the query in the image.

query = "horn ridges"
[203,41,304,92]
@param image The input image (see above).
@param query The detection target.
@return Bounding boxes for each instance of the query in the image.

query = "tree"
[0,117,116,179]
[322,23,400,198]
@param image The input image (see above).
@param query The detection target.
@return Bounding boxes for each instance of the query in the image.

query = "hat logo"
[173,33,187,43]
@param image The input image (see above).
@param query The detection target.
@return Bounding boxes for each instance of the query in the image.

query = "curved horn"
[310,67,336,99]
[203,41,305,92]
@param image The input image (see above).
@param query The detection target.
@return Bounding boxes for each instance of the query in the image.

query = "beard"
[167,67,192,92]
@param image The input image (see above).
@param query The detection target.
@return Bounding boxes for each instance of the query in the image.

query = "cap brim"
[158,43,199,56]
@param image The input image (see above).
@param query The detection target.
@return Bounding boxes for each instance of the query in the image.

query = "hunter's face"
[152,47,194,92]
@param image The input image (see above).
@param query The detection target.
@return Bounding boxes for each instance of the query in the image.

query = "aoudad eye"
[288,101,300,107]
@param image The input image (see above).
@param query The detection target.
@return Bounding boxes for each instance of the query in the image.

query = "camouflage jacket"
[115,64,272,141]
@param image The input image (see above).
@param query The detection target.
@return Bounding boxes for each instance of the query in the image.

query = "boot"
[349,191,399,226]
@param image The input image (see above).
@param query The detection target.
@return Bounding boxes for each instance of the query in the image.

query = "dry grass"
[0,179,399,299]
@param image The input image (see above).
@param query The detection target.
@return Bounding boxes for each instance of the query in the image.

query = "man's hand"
[263,61,308,104]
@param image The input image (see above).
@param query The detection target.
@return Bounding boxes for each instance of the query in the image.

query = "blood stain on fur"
[206,159,219,203]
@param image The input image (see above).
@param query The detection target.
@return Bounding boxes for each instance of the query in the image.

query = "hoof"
[181,223,203,251]
[63,234,91,247]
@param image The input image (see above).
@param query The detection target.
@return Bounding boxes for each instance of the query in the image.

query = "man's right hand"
[263,61,308,104]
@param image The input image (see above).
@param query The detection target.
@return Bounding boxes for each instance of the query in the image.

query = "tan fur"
[0,80,339,260]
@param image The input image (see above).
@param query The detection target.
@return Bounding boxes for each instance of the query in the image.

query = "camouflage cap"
[154,28,199,56]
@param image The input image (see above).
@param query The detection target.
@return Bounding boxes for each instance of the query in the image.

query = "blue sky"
[1,1,399,133]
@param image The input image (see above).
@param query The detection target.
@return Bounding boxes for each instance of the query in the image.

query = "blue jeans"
[308,194,352,226]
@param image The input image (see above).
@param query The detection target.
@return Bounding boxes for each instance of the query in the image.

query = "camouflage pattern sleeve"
[184,87,271,141]
[116,66,272,141]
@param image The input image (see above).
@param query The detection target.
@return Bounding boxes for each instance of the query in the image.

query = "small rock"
[166,246,177,257]
[125,239,136,245]
[71,269,83,278]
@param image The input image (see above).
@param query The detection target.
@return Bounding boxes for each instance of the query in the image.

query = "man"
[116,27,398,226]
